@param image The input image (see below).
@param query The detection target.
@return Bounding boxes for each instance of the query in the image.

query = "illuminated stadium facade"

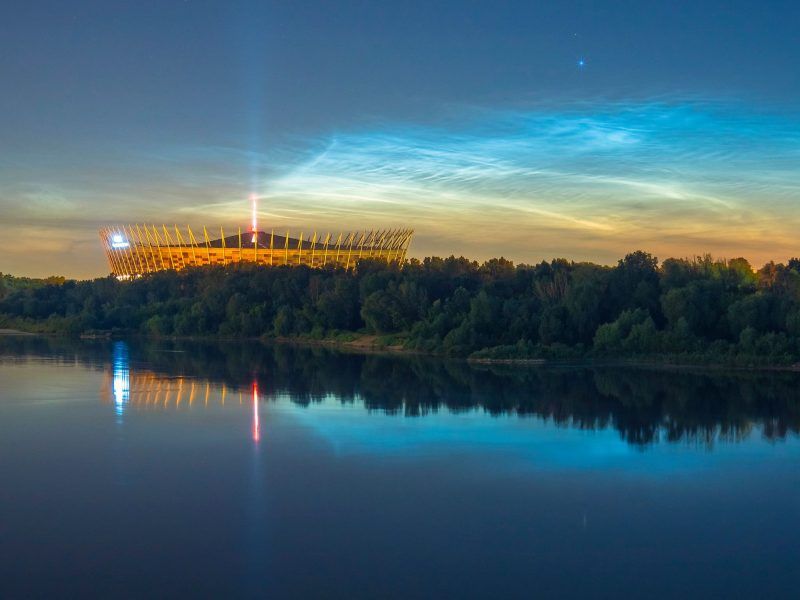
[99,199,413,278]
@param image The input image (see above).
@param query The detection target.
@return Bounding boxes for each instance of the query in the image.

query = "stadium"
[99,199,413,278]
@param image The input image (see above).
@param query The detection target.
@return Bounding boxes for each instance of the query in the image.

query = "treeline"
[3,252,800,363]
[0,272,65,298]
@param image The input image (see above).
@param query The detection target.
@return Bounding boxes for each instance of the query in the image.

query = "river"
[1,337,798,598]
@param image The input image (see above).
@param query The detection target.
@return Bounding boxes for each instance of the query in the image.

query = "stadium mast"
[250,194,258,243]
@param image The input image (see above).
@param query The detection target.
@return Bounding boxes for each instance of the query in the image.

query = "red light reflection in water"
[252,381,260,442]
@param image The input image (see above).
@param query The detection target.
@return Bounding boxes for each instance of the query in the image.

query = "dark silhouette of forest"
[1,335,799,447]
[3,250,800,364]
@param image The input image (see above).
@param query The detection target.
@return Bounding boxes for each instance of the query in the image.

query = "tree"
[361,290,405,333]
[273,306,293,336]
[608,251,661,319]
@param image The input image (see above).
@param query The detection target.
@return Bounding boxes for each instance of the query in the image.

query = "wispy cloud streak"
[249,102,800,263]
[2,100,799,277]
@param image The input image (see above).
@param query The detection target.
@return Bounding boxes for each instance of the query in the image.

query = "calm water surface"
[1,337,799,598]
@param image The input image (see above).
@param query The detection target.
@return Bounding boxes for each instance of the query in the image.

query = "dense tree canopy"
[3,251,800,364]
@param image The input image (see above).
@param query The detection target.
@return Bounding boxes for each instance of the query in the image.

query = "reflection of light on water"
[252,382,260,443]
[112,341,130,417]
[101,360,266,441]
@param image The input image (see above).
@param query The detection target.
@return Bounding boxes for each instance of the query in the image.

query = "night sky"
[1,1,798,278]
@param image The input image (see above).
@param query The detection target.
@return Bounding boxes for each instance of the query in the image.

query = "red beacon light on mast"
[250,194,258,244]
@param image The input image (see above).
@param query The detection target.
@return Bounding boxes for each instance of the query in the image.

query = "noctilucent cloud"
[1,1,798,277]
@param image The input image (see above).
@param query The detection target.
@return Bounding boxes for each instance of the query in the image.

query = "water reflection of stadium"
[89,338,800,448]
[102,369,257,409]
[103,342,261,440]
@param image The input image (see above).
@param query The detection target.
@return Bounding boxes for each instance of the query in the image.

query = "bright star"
[578,58,586,68]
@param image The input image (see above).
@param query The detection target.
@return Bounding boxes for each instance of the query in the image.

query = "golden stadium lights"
[99,225,413,278]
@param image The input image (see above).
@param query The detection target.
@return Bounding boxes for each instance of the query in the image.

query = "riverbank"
[270,332,800,372]
[3,323,800,372]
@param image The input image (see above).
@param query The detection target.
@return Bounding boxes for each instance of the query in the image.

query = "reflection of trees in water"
[2,336,799,447]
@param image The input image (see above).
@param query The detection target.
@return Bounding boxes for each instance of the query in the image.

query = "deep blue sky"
[1,1,799,277]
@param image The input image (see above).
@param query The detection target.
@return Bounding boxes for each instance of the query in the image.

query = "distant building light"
[111,233,130,249]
